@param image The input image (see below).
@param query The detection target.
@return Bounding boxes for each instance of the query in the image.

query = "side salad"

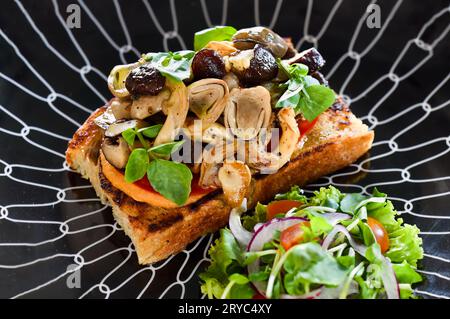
[199,186,423,299]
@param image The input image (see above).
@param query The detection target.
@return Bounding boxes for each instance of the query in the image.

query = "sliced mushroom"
[224,86,272,140]
[188,79,229,125]
[105,119,147,137]
[184,121,233,144]
[110,98,131,120]
[101,136,131,169]
[153,79,189,146]
[107,61,141,98]
[199,141,236,188]
[94,106,116,130]
[246,107,300,172]
[218,161,251,207]
[130,89,170,119]
[222,72,240,91]
[232,27,288,58]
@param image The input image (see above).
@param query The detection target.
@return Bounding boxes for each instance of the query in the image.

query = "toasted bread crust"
[66,99,374,264]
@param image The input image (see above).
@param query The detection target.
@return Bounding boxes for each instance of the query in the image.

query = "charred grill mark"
[147,213,183,232]
[295,142,332,160]
[330,98,349,112]
[187,190,222,212]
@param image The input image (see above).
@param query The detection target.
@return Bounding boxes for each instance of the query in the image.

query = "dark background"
[0,0,449,298]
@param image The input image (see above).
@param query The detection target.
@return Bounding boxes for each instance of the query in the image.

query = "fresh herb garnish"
[194,26,237,51]
[148,140,184,157]
[121,124,163,147]
[144,50,195,82]
[147,159,193,206]
[123,134,192,205]
[276,60,336,121]
[124,148,149,183]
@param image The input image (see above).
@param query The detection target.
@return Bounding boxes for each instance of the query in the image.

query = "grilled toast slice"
[66,98,373,264]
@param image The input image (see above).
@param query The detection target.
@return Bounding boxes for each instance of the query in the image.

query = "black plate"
[0,0,449,299]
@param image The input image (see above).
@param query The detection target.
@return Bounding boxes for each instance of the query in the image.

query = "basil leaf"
[138,124,162,139]
[149,140,184,156]
[275,78,303,108]
[144,50,195,81]
[147,159,193,205]
[297,85,336,121]
[122,128,136,146]
[194,26,237,51]
[124,148,149,183]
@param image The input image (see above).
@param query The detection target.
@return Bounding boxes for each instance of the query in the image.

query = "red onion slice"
[322,225,367,256]
[321,212,351,225]
[371,244,400,299]
[322,225,399,299]
[280,280,359,299]
[247,217,307,252]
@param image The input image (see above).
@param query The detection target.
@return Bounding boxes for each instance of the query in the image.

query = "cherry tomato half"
[297,117,318,140]
[367,217,390,253]
[267,200,302,220]
[280,221,310,251]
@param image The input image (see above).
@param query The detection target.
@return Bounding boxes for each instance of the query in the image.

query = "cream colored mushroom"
[101,137,130,169]
[130,89,170,119]
[224,86,272,140]
[246,107,300,172]
[199,141,236,188]
[107,61,141,98]
[184,121,233,144]
[188,79,229,126]
[218,161,251,207]
[110,98,132,120]
[153,79,189,146]
[222,72,240,91]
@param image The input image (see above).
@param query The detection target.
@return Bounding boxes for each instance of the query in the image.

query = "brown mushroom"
[224,86,272,140]
[232,27,288,58]
[107,61,141,98]
[101,137,130,169]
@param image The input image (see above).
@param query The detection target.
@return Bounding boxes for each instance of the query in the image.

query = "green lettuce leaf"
[283,242,349,295]
[199,228,245,298]
[393,261,422,284]
[274,185,308,202]
[242,202,267,231]
[308,186,343,209]
[366,189,423,267]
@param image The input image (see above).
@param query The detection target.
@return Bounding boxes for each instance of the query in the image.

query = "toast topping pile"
[97,26,337,207]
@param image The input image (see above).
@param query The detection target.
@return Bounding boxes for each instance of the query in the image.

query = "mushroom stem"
[154,78,189,146]
[218,161,251,207]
